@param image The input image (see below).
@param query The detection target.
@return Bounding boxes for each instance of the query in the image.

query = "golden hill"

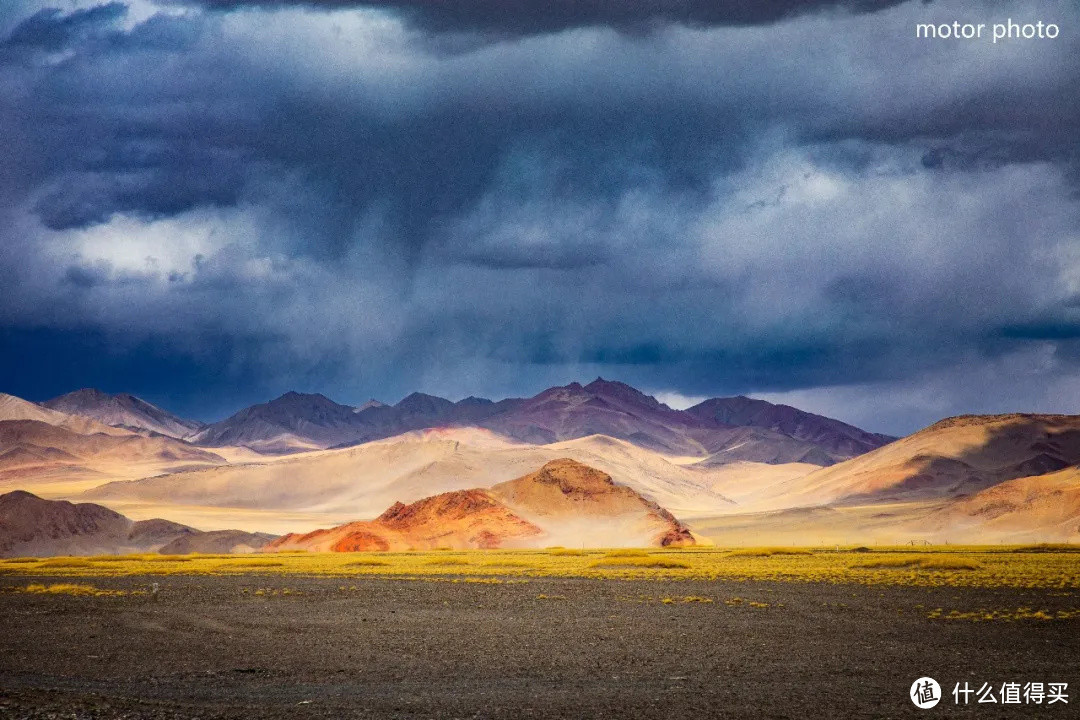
[268,459,695,551]
[83,428,736,525]
[749,413,1080,508]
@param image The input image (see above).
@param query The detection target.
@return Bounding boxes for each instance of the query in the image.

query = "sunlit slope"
[42,388,204,440]
[924,466,1080,542]
[0,393,129,437]
[0,419,227,496]
[689,415,1080,545]
[84,429,736,518]
[757,414,1080,507]
[698,460,821,511]
[268,459,695,551]
[268,488,545,552]
[489,458,695,547]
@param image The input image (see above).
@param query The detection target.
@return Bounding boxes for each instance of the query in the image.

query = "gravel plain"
[0,574,1077,719]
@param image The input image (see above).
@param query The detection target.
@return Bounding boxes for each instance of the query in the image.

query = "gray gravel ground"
[0,574,1077,719]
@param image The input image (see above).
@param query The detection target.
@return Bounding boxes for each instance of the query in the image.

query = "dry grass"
[546,548,584,556]
[1011,544,1080,553]
[852,556,980,571]
[248,587,297,597]
[728,547,813,557]
[481,560,535,568]
[35,558,93,568]
[18,583,126,597]
[2,546,1075,589]
[217,559,286,569]
[928,607,1080,621]
[589,555,691,570]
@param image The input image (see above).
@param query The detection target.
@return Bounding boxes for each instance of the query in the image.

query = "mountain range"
[696,412,1080,544]
[43,388,204,439]
[0,490,271,557]
[0,392,226,497]
[48,379,892,465]
[0,380,1078,553]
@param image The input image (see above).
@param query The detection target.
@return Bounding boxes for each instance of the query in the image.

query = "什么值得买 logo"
[911,677,941,709]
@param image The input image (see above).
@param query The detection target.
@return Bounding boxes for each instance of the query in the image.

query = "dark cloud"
[35,165,245,230]
[2,2,126,50]
[999,320,1080,341]
[0,0,1079,433]
[177,0,914,36]
[62,263,111,288]
[0,325,293,420]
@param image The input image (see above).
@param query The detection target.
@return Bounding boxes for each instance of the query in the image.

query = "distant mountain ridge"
[9,381,895,466]
[186,391,363,453]
[0,391,225,483]
[43,388,204,440]
[686,395,895,460]
[166,378,894,464]
[4,384,1079,545]
[0,393,129,437]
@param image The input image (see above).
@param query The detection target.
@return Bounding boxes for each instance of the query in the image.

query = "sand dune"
[700,461,822,510]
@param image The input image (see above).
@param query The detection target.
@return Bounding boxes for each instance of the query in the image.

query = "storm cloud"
[0,0,1078,433]
[175,0,915,36]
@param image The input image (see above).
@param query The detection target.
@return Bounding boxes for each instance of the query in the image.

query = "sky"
[0,0,1078,435]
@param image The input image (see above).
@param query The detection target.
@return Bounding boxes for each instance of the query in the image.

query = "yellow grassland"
[15,582,134,597]
[0,545,1078,589]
